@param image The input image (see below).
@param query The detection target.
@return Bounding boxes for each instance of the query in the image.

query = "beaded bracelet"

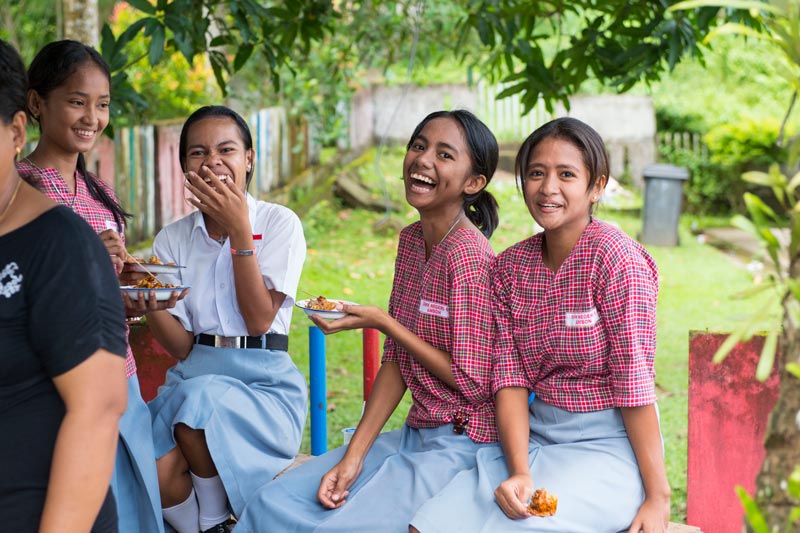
[231,247,255,256]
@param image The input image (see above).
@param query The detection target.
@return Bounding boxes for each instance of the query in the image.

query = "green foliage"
[98,0,337,120]
[459,0,760,113]
[659,143,735,214]
[108,4,220,125]
[650,34,800,132]
[705,118,787,170]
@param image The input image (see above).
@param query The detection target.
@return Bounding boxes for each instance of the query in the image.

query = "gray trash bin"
[641,163,690,246]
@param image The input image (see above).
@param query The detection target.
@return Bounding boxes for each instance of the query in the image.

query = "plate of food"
[124,255,185,275]
[296,296,357,320]
[121,276,189,301]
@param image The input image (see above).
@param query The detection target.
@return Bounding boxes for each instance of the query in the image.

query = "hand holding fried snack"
[527,488,558,517]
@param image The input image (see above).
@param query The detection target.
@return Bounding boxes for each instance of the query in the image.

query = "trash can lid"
[642,163,690,180]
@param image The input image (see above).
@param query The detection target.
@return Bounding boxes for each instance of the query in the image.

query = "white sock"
[162,488,200,533]
[191,472,231,530]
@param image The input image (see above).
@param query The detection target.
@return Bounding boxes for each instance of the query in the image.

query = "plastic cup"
[342,427,356,446]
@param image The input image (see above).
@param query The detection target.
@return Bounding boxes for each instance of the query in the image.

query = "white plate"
[123,262,185,275]
[295,298,357,320]
[121,286,190,301]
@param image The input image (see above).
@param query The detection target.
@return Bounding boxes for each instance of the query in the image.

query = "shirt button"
[220,283,225,289]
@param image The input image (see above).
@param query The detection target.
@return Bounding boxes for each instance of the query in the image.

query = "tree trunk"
[62,0,98,46]
[755,253,800,530]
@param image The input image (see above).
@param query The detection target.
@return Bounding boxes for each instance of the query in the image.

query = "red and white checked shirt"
[491,219,659,411]
[17,160,137,378]
[382,221,497,443]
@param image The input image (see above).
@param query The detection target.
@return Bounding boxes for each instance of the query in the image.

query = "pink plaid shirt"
[492,219,659,411]
[382,222,497,443]
[17,160,137,378]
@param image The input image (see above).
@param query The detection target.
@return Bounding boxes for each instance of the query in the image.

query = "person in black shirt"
[0,39,128,532]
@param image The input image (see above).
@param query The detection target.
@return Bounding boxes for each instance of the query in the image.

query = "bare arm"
[188,169,283,335]
[493,387,533,520]
[312,304,457,388]
[141,307,194,360]
[39,349,127,533]
[621,404,671,533]
[317,362,407,508]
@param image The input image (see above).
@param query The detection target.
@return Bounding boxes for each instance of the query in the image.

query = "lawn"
[283,145,777,522]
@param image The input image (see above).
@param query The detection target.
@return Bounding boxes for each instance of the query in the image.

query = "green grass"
[286,147,777,522]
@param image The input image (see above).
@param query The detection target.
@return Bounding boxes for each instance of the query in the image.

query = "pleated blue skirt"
[111,374,164,533]
[235,424,494,533]
[148,344,307,517]
[411,401,646,533]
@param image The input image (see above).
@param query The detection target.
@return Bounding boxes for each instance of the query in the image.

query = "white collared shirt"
[152,194,306,336]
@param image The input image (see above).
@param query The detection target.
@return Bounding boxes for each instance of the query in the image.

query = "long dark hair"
[178,105,255,188]
[0,40,27,125]
[406,109,500,238]
[515,117,609,214]
[27,39,131,232]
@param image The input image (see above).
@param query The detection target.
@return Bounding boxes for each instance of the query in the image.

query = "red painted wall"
[687,332,780,533]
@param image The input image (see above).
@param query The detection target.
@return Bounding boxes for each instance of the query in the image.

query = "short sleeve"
[599,244,659,407]
[29,209,127,377]
[448,240,494,403]
[256,206,306,303]
[491,255,529,394]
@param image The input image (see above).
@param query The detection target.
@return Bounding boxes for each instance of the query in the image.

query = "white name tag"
[419,299,449,318]
[565,308,599,327]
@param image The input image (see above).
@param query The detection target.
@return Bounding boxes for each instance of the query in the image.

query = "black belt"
[195,333,289,351]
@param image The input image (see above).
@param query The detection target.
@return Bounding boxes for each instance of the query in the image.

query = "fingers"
[318,472,349,509]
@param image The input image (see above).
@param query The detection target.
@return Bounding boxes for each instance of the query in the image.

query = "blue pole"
[309,326,327,455]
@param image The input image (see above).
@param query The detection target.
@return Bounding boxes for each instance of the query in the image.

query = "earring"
[592,196,598,201]
[15,146,21,155]
[247,164,252,172]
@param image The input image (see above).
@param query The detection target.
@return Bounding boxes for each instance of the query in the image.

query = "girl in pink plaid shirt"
[236,110,500,533]
[17,40,164,533]
[411,118,670,532]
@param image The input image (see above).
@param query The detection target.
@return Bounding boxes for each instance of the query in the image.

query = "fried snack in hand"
[528,488,558,517]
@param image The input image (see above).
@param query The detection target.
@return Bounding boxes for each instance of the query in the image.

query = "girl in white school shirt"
[131,105,307,533]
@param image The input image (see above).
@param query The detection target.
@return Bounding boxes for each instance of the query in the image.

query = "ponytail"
[464,189,499,238]
[77,153,131,233]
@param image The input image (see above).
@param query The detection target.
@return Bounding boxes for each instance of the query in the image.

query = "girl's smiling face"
[184,116,254,191]
[522,136,605,238]
[31,62,110,157]
[402,117,479,214]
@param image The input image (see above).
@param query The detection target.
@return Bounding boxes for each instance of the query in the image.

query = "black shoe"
[201,517,237,533]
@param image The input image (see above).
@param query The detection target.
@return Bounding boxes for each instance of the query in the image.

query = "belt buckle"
[214,336,241,349]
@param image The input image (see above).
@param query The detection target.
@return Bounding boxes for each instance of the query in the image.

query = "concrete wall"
[349,84,656,187]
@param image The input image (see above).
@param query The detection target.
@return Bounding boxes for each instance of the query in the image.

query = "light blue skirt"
[235,424,494,533]
[148,344,307,517]
[411,401,646,533]
[111,374,164,533]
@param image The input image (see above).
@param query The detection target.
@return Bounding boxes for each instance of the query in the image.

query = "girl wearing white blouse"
[128,105,307,533]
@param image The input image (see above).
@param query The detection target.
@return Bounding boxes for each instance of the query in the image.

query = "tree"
[64,0,99,44]
[671,1,800,530]
[101,1,762,121]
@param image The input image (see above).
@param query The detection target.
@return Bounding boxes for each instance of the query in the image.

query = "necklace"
[0,178,22,225]
[208,230,228,245]
[437,212,464,247]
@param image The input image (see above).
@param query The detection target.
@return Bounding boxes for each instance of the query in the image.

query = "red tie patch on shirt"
[419,299,449,318]
[565,308,599,327]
